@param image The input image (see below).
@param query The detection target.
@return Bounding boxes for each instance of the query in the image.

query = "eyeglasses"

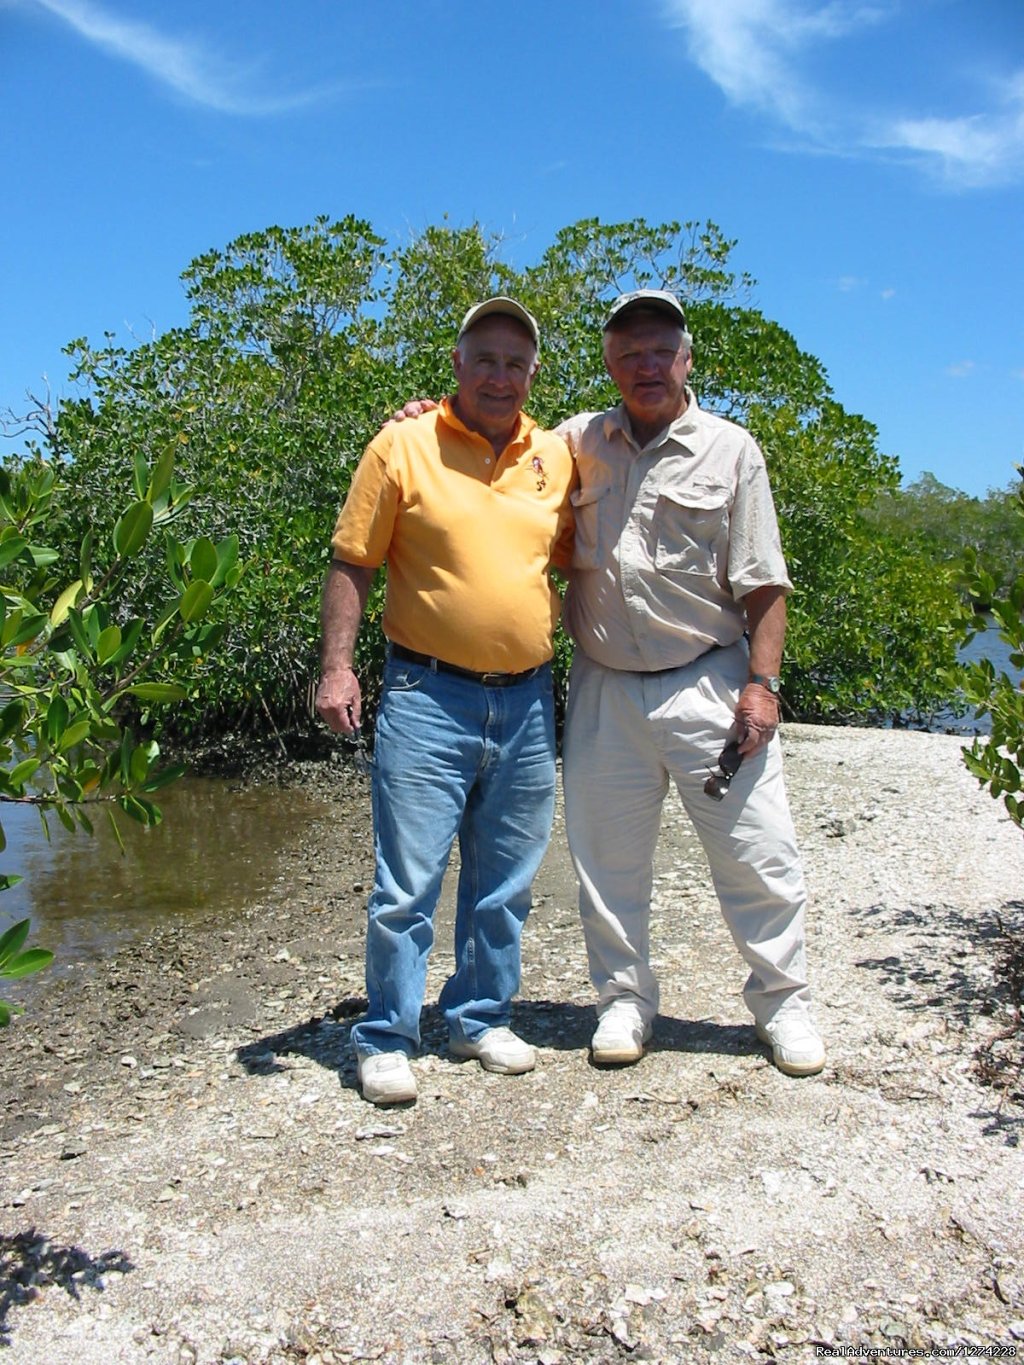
[703,740,743,801]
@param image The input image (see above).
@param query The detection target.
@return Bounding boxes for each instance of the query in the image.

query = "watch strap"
[749,673,782,694]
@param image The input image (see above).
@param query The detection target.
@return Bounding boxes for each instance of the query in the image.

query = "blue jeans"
[350,655,556,1057]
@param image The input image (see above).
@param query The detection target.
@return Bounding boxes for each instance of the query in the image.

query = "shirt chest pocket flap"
[569,481,612,570]
[653,483,729,578]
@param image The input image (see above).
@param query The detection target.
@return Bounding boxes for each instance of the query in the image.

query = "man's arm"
[315,559,376,735]
[735,584,787,757]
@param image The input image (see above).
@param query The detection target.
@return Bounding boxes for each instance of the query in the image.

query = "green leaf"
[66,607,95,661]
[133,449,149,500]
[213,534,240,587]
[5,612,48,648]
[113,500,154,558]
[96,623,122,664]
[118,728,134,787]
[149,445,176,504]
[118,793,162,826]
[151,598,181,643]
[0,946,54,980]
[0,1000,20,1027]
[8,757,39,790]
[0,698,26,743]
[80,527,94,590]
[50,578,85,627]
[164,533,186,592]
[188,537,218,583]
[141,762,186,793]
[46,694,70,745]
[58,718,92,752]
[0,534,29,569]
[27,545,60,568]
[126,682,187,703]
[106,617,145,667]
[84,605,102,647]
[129,742,153,786]
[0,918,30,966]
[106,807,126,854]
[178,580,214,624]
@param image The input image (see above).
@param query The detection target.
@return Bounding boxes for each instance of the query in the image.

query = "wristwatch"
[749,673,782,695]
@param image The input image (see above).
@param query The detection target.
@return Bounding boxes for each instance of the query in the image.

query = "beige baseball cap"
[603,289,688,331]
[457,296,540,348]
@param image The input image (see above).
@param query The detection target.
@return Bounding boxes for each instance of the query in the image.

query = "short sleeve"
[330,435,400,567]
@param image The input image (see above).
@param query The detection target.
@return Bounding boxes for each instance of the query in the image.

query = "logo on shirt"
[531,455,547,493]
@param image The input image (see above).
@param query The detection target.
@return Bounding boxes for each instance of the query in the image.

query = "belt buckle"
[479,671,508,686]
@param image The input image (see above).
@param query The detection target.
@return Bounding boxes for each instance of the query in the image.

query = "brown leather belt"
[390,644,540,688]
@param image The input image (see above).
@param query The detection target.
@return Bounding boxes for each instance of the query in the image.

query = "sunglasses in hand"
[704,739,743,801]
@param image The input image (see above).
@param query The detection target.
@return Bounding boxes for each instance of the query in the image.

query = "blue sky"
[2,0,1022,497]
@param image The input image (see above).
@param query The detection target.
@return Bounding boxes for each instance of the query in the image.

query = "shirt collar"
[602,387,701,449]
[439,397,536,452]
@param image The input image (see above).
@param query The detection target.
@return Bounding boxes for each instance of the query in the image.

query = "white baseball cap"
[457,296,540,348]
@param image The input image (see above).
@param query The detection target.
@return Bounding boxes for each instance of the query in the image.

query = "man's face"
[452,316,537,440]
[604,315,693,435]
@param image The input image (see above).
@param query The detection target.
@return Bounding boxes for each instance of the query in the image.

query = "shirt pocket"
[653,484,730,579]
[570,482,612,571]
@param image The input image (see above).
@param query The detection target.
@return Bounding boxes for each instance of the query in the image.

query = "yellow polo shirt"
[331,400,575,673]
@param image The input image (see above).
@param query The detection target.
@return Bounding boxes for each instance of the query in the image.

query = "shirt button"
[484,458,491,465]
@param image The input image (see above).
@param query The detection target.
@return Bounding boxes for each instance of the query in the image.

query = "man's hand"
[737,584,786,757]
[735,683,780,757]
[387,397,441,424]
[315,666,362,736]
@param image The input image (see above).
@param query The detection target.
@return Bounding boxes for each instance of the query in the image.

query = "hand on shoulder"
[384,398,441,428]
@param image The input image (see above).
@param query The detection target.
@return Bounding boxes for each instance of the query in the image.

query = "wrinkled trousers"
[562,645,811,1027]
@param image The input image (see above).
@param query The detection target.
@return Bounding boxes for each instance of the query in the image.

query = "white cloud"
[876,91,1024,189]
[946,360,976,379]
[880,288,895,300]
[661,0,886,135]
[30,0,335,115]
[661,0,1024,189]
[836,274,864,292]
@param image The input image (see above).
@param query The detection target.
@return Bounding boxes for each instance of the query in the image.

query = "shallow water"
[0,775,334,985]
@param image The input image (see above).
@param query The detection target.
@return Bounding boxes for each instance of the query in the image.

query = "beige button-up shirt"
[558,393,792,672]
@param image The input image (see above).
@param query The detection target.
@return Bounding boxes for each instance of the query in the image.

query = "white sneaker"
[755,1014,826,1077]
[449,1027,536,1074]
[591,1003,652,1065]
[357,1051,418,1105]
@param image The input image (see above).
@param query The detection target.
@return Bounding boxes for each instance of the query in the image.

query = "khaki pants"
[562,645,811,1027]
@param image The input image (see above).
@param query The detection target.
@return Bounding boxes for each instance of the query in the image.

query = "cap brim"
[457,297,540,347]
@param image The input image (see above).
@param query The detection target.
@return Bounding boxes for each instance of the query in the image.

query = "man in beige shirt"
[560,289,824,1077]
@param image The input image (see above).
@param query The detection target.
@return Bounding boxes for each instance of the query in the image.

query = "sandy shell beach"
[2,723,1023,1364]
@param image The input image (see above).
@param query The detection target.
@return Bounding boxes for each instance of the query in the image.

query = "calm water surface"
[1,775,335,997]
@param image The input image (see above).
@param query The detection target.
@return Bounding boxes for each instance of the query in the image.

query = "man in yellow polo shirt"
[316,298,574,1106]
